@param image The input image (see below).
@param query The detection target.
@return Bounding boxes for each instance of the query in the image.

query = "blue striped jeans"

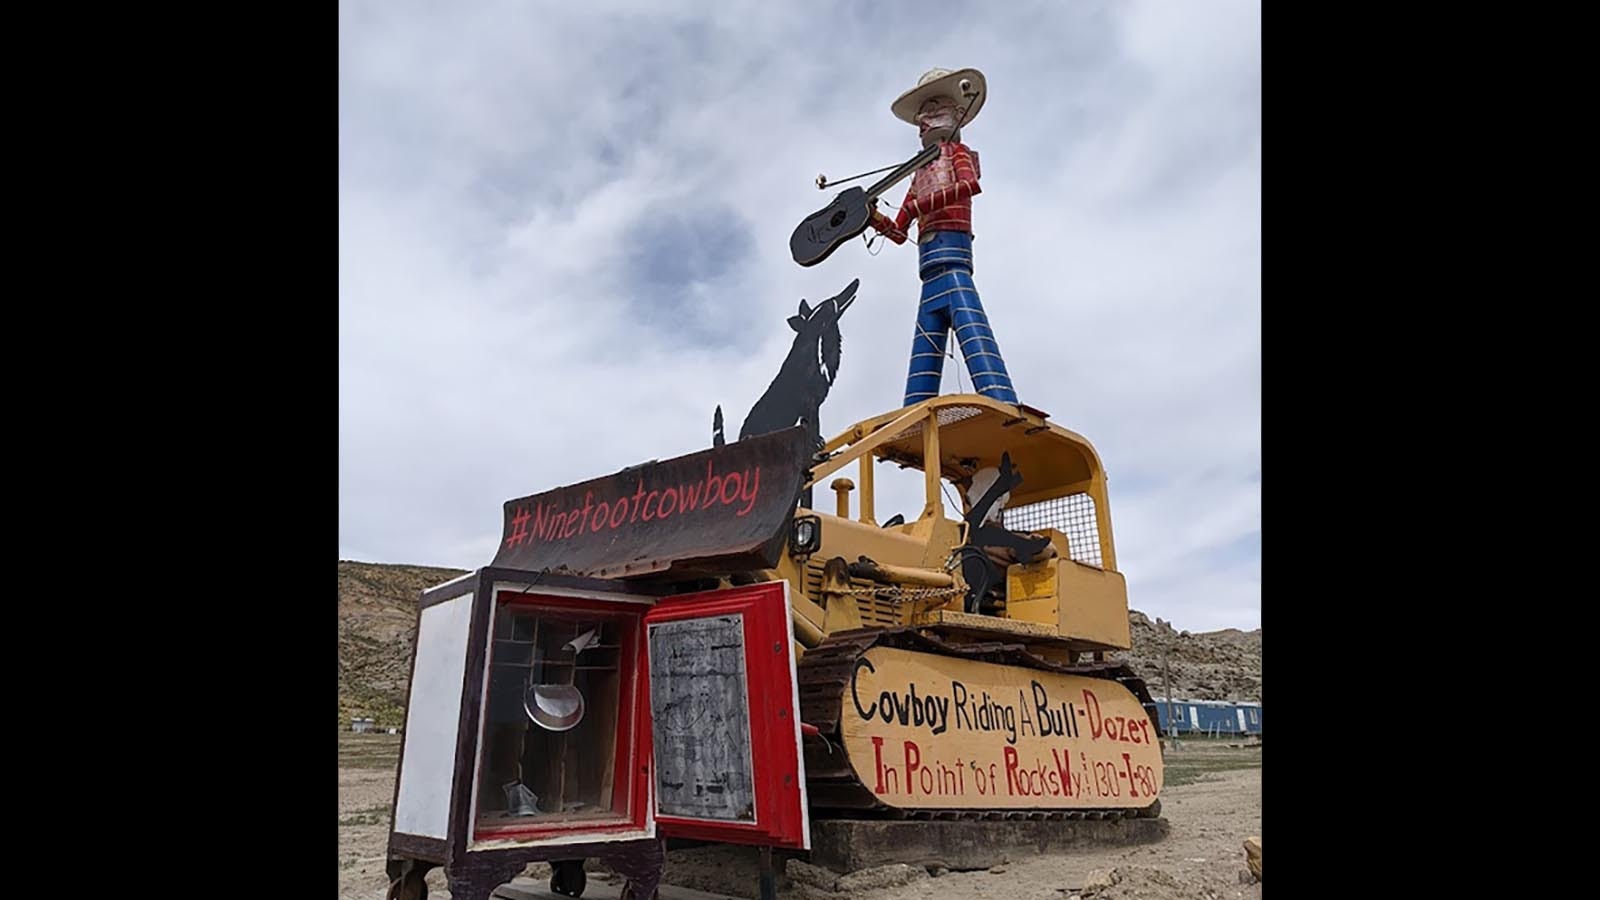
[903,231,1018,406]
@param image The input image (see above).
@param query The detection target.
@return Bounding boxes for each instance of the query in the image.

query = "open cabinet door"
[643,581,809,850]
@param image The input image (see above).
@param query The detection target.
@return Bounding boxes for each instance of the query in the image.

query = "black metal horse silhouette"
[714,278,858,507]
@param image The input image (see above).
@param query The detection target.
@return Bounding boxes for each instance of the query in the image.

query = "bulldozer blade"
[491,425,812,580]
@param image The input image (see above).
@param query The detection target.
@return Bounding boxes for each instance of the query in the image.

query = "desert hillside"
[1121,611,1261,702]
[338,561,468,726]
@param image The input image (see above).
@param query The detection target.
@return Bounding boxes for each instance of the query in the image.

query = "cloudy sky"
[339,0,1260,632]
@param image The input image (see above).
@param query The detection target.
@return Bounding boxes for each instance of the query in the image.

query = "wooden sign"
[838,647,1162,809]
[491,427,811,579]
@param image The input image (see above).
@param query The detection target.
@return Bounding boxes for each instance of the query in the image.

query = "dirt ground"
[340,734,1261,900]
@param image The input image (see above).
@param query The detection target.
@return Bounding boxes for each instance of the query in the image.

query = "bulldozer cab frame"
[806,394,1118,572]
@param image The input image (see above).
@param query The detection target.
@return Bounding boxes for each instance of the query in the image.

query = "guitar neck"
[865,144,941,202]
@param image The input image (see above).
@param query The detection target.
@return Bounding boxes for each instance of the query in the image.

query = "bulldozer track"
[797,627,1164,822]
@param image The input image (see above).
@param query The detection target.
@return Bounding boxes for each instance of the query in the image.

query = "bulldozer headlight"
[792,515,821,554]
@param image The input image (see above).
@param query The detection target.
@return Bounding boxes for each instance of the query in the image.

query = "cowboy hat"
[891,67,987,127]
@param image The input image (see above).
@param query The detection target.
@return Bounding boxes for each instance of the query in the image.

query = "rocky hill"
[338,560,468,726]
[1116,611,1261,702]
[337,561,1260,725]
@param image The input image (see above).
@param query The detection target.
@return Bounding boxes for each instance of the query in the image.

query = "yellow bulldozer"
[772,393,1163,820]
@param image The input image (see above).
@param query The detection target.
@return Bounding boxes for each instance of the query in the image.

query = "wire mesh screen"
[1003,492,1104,567]
[896,405,986,441]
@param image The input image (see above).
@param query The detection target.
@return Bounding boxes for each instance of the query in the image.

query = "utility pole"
[1159,617,1176,750]
[1163,643,1174,743]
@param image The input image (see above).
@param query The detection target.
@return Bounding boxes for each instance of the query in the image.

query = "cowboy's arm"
[903,142,980,219]
[869,190,912,245]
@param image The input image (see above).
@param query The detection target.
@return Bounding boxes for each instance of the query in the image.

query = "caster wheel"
[551,860,587,897]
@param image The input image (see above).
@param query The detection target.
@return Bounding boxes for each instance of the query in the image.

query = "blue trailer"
[1151,698,1261,736]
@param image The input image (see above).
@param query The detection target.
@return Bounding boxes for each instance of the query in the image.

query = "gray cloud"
[340,0,1260,632]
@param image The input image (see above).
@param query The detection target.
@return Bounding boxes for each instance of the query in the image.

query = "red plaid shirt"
[871,141,981,244]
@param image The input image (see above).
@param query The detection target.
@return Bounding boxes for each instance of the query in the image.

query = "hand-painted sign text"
[840,647,1163,810]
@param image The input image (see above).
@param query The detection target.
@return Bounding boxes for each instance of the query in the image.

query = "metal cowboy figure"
[868,67,1020,407]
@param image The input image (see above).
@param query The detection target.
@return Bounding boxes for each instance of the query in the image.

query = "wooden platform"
[493,876,744,900]
[810,816,1170,873]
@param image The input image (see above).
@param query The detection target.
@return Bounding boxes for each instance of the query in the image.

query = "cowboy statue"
[867,67,1020,408]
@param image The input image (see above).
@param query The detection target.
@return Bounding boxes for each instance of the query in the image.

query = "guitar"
[789,143,940,267]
